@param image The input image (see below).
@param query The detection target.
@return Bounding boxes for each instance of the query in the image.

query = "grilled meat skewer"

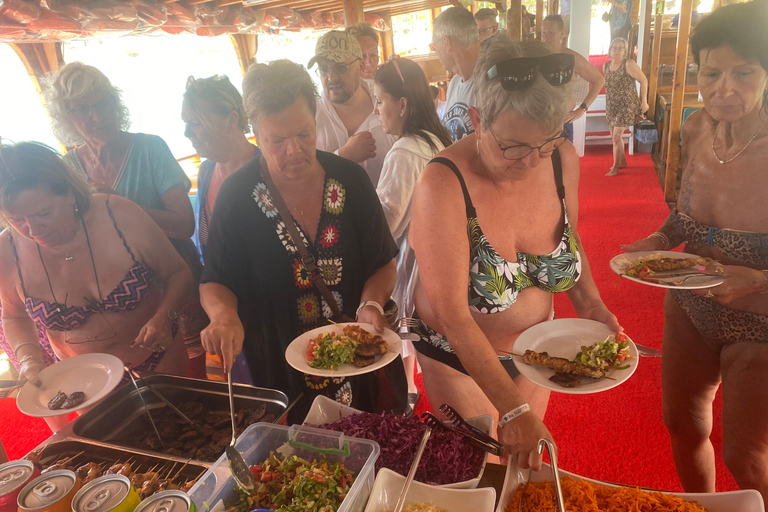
[522,350,606,379]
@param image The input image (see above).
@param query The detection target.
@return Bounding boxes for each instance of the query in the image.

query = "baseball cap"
[307,31,363,68]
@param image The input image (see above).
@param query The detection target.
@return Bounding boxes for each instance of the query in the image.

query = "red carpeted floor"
[0,146,737,493]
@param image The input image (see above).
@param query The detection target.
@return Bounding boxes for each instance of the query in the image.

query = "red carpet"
[1,146,737,493]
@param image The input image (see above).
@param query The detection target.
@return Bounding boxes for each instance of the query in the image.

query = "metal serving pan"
[61,375,290,462]
[26,439,209,492]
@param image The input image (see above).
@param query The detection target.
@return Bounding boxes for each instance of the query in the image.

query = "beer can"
[133,491,195,512]
[71,475,140,512]
[17,469,81,512]
[0,461,39,512]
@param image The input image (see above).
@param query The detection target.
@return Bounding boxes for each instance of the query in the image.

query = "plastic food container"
[363,468,496,512]
[303,395,492,489]
[188,423,380,512]
[496,459,765,512]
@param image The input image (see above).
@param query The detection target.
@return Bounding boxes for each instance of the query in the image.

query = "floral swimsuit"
[414,151,581,375]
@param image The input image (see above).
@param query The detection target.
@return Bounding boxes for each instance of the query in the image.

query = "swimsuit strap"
[7,231,28,298]
[430,157,477,218]
[105,195,139,264]
[551,148,566,200]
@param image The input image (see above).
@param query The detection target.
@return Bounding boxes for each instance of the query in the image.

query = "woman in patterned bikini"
[0,142,193,390]
[410,36,620,468]
[622,2,768,502]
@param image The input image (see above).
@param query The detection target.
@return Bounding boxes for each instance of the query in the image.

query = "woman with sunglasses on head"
[181,75,261,382]
[0,142,193,393]
[373,58,453,414]
[622,2,768,501]
[46,62,207,378]
[604,37,649,177]
[410,36,621,468]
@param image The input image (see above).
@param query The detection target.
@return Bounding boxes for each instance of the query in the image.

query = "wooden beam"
[344,0,365,25]
[647,14,663,120]
[663,0,693,202]
[535,0,543,40]
[230,34,258,75]
[379,11,395,60]
[641,0,654,75]
[508,0,522,40]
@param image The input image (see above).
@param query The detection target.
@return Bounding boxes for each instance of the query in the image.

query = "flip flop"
[405,390,421,416]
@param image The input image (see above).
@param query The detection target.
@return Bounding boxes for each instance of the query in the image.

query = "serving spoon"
[225,371,256,495]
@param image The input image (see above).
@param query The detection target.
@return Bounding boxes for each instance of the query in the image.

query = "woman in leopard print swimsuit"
[622,2,768,503]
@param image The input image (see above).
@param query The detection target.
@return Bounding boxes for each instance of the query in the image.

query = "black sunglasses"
[486,53,575,91]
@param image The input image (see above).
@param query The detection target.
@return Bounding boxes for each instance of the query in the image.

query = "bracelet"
[13,342,39,358]
[356,301,384,318]
[648,231,670,250]
[18,354,41,366]
[498,403,531,428]
[761,270,768,294]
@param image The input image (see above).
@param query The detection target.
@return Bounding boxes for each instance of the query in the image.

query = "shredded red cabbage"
[315,412,485,485]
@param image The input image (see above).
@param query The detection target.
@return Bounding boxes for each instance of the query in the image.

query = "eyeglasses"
[486,53,575,91]
[67,96,116,121]
[479,25,497,35]
[186,74,229,90]
[64,297,119,345]
[488,125,567,160]
[315,59,360,77]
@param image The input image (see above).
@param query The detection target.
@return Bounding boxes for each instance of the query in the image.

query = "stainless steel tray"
[57,375,290,463]
[28,439,210,478]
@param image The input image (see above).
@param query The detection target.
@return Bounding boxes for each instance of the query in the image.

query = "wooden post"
[380,11,395,61]
[535,0,544,40]
[663,0,693,202]
[508,0,522,40]
[647,14,663,120]
[640,0,654,75]
[343,0,365,26]
[230,34,258,76]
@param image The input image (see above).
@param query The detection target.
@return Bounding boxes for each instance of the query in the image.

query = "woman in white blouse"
[374,58,453,413]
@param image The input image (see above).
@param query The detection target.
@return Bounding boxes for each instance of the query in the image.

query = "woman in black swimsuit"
[623,2,768,502]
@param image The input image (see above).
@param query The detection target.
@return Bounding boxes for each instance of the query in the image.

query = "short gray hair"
[474,8,497,23]
[433,7,479,47]
[473,35,570,134]
[45,62,131,147]
[242,60,318,131]
[610,37,628,54]
[347,22,379,44]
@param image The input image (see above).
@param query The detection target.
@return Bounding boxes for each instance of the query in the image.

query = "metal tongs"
[420,410,504,456]
[518,439,565,512]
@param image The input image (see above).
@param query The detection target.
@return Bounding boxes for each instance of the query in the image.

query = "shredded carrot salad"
[505,476,709,512]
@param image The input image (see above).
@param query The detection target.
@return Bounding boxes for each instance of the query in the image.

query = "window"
[256,29,330,90]
[0,44,59,149]
[392,10,433,56]
[62,34,244,163]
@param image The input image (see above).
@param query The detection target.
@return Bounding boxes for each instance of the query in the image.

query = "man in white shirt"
[431,7,481,142]
[346,23,380,81]
[309,30,395,186]
[541,14,605,142]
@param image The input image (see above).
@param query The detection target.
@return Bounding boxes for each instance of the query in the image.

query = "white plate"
[285,323,402,378]
[512,318,638,394]
[16,353,124,417]
[609,250,725,290]
[364,468,496,512]
[496,460,764,512]
[302,395,491,489]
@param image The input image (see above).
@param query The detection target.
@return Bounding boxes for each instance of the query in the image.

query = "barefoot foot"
[606,168,620,177]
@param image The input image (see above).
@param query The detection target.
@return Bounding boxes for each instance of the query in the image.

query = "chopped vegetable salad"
[306,332,357,370]
[574,333,632,371]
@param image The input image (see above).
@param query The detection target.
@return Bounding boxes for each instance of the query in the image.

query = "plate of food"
[285,322,402,377]
[610,250,724,289]
[511,318,638,394]
[16,353,124,417]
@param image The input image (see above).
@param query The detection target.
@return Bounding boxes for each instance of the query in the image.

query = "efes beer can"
[17,470,81,512]
[71,475,140,512]
[133,491,195,512]
[0,461,39,512]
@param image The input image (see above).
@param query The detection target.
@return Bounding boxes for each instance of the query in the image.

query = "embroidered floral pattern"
[321,291,344,319]
[318,258,342,286]
[293,259,312,289]
[276,221,298,253]
[324,179,345,214]
[319,223,340,248]
[335,381,352,406]
[297,294,320,324]
[305,374,330,390]
[253,183,277,218]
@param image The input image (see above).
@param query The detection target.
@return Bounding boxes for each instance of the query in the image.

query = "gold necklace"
[712,124,762,165]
